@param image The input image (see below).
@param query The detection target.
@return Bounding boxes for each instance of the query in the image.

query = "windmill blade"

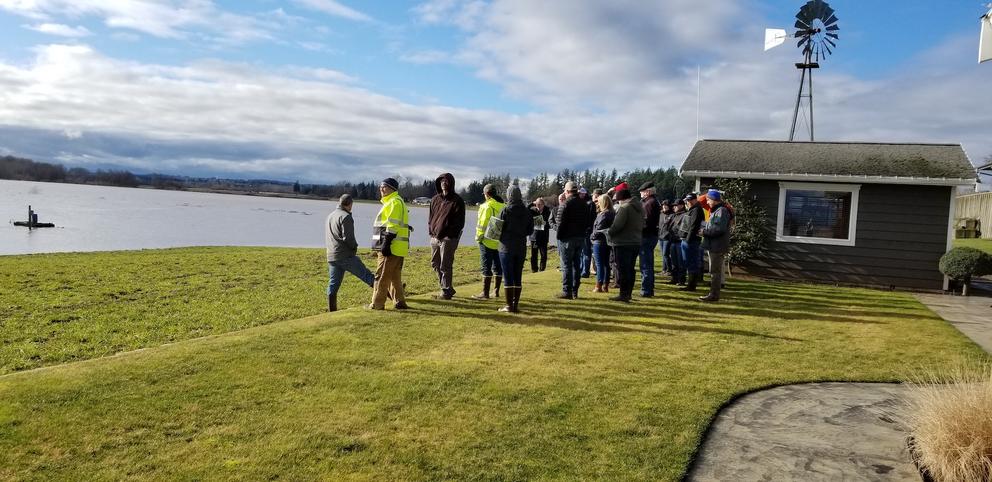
[825,14,839,26]
[795,19,810,29]
[824,43,833,56]
[825,37,836,48]
[981,10,992,63]
[826,24,840,31]
[826,33,839,40]
[765,28,788,51]
[797,36,810,48]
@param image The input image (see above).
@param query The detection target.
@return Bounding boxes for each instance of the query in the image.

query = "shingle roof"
[681,140,977,185]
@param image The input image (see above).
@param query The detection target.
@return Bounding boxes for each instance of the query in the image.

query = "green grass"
[0,252,987,480]
[0,246,500,374]
[954,237,992,254]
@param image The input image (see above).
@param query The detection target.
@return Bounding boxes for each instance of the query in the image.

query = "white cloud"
[292,0,372,22]
[25,22,92,37]
[399,49,452,64]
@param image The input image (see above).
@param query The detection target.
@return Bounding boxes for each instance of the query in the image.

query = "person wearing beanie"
[369,178,410,310]
[325,194,375,312]
[495,183,534,312]
[428,173,466,300]
[678,192,705,292]
[699,189,733,302]
[607,184,644,302]
[554,181,591,299]
[667,199,687,285]
[473,184,505,300]
[638,182,661,298]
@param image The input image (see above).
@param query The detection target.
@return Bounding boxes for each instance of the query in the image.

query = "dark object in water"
[14,221,55,228]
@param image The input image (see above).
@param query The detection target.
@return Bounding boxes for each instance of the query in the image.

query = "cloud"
[399,49,453,64]
[0,0,276,44]
[25,22,92,37]
[292,0,372,22]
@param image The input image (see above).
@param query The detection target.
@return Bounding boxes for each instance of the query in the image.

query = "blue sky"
[0,0,989,184]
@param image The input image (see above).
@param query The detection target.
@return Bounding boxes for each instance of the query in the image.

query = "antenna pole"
[696,65,701,141]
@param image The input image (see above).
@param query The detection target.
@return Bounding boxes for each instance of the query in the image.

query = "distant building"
[681,139,977,290]
[413,196,432,206]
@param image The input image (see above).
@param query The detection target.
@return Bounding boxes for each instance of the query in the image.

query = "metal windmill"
[765,0,840,141]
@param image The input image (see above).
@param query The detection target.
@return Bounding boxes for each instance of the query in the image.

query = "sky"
[0,0,989,185]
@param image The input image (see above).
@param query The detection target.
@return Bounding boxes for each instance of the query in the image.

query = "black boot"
[494,276,502,297]
[512,287,522,312]
[679,273,698,291]
[498,286,514,312]
[473,276,492,300]
[328,294,337,312]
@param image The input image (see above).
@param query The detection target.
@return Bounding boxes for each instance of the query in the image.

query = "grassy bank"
[954,238,992,254]
[0,258,986,480]
[0,246,506,374]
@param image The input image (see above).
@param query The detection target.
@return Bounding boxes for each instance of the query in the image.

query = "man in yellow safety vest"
[369,177,411,310]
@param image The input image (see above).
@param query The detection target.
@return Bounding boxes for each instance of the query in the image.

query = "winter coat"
[498,201,535,255]
[679,203,704,243]
[326,207,358,261]
[658,211,675,241]
[528,204,552,246]
[702,202,733,254]
[642,194,661,238]
[591,209,616,244]
[607,199,644,247]
[668,211,685,242]
[555,194,591,240]
[428,173,466,240]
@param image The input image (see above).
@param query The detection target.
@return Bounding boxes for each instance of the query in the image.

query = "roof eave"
[680,170,976,187]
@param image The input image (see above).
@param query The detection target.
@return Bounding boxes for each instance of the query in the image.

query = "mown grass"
[954,238,992,255]
[0,246,499,374]
[0,259,987,481]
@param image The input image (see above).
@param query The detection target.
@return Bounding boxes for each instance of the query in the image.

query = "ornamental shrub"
[939,247,992,281]
[713,178,768,266]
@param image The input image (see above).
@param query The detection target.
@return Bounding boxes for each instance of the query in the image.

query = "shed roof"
[681,140,976,186]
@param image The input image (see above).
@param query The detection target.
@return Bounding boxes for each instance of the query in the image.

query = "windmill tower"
[766,0,840,141]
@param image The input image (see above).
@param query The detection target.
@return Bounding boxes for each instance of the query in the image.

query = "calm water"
[0,180,479,255]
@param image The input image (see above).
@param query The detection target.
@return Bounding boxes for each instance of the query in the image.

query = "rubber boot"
[512,287,522,312]
[473,276,492,299]
[494,276,502,297]
[328,294,337,312]
[498,286,514,312]
[602,282,609,293]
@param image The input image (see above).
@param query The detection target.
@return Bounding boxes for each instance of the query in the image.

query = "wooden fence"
[956,192,992,239]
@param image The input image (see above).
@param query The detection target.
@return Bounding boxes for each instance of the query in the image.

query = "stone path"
[687,383,918,481]
[914,292,992,354]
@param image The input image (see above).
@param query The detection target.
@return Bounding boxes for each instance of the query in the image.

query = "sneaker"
[366,304,384,310]
[394,302,410,310]
[697,294,719,303]
[639,293,654,298]
[555,291,573,300]
[472,293,490,300]
[432,293,452,300]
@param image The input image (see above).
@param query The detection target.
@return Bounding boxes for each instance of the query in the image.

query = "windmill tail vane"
[981,4,992,63]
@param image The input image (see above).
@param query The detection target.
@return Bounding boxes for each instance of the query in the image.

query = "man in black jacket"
[529,198,552,272]
[555,181,590,299]
[428,173,466,300]
[638,182,661,297]
[679,193,705,291]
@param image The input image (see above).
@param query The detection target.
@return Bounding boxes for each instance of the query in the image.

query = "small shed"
[681,140,978,290]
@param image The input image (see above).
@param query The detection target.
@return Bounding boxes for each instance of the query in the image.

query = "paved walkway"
[914,292,992,354]
[687,383,918,481]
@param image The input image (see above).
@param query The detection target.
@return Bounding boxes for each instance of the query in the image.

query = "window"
[776,182,860,246]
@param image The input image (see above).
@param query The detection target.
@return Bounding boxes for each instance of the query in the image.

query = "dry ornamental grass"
[909,366,992,482]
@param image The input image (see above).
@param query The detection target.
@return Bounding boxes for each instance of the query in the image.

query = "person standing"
[699,189,733,302]
[638,182,661,297]
[496,183,534,312]
[325,194,375,312]
[607,183,644,302]
[555,181,590,299]
[428,173,466,300]
[658,199,673,274]
[473,184,505,300]
[665,200,686,285]
[369,178,411,310]
[529,197,552,273]
[679,192,705,292]
[579,187,594,278]
[590,194,615,293]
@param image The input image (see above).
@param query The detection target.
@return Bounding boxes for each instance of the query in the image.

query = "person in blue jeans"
[578,187,595,278]
[325,194,375,311]
[555,181,591,299]
[637,182,661,297]
[590,194,615,292]
[496,182,534,312]
[679,192,705,292]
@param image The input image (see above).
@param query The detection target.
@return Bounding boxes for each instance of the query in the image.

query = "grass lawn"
[0,247,501,374]
[0,248,987,480]
[954,237,992,254]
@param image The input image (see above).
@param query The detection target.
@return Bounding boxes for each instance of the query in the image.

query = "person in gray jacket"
[607,183,644,302]
[325,194,375,312]
[699,189,733,302]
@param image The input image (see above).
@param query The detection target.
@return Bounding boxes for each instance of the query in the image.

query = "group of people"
[323,175,732,314]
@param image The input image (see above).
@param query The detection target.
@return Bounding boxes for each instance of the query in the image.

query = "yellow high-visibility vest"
[374,191,411,257]
[475,197,504,250]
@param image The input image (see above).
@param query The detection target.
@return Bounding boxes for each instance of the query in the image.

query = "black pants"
[530,241,548,272]
[614,245,639,295]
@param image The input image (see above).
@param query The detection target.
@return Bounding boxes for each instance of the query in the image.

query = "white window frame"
[776,182,861,247]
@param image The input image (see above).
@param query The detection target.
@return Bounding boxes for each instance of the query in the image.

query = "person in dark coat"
[497,183,534,313]
[607,183,644,302]
[528,197,552,272]
[699,189,733,302]
[590,194,615,293]
[428,173,466,300]
[665,200,686,285]
[579,187,595,278]
[555,181,591,299]
[638,182,661,297]
[658,199,673,274]
[679,193,705,291]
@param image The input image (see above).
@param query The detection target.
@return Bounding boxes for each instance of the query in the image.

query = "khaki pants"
[709,251,726,299]
[371,254,406,308]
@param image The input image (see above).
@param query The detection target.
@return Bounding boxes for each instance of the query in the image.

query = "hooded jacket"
[428,173,466,240]
[608,198,644,247]
[498,184,534,254]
